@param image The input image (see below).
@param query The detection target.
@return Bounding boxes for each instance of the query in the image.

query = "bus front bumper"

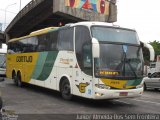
[93,87,143,99]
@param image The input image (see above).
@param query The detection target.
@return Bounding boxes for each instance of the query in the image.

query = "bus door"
[73,44,93,97]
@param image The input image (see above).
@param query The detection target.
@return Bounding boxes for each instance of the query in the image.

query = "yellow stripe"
[8,27,59,42]
[100,78,134,89]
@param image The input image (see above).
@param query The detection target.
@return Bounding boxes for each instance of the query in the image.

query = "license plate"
[119,92,128,96]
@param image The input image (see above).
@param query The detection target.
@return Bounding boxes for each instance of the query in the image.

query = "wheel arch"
[16,70,23,82]
[12,69,16,79]
[58,74,73,94]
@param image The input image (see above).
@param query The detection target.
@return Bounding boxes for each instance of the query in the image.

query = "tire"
[60,79,72,100]
[143,83,147,91]
[16,73,23,87]
[154,88,159,91]
[0,97,2,110]
[12,72,17,85]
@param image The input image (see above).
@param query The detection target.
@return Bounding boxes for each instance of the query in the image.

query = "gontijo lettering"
[16,56,32,62]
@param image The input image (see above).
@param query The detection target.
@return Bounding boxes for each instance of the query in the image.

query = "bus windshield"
[91,26,143,79]
[91,26,140,45]
[94,44,143,80]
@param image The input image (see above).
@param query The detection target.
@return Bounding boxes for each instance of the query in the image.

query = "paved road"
[0,79,160,120]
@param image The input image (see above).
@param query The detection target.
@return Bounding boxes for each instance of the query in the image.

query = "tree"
[149,40,160,59]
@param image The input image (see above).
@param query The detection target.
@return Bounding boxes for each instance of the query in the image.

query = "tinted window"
[57,28,74,51]
[27,37,38,52]
[75,26,91,53]
[8,30,58,54]
[37,34,48,52]
[91,26,140,45]
[75,26,92,75]
[8,37,39,53]
[20,39,28,52]
[47,31,58,51]
[8,42,16,53]
[94,44,143,79]
[13,39,27,53]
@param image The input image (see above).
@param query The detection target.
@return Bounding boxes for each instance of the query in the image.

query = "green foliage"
[149,40,160,57]
[143,40,160,64]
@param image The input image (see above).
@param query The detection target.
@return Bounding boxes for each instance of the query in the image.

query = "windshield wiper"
[126,59,137,78]
[121,52,138,78]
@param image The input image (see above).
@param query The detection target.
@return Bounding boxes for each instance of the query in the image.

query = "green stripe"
[126,80,135,86]
[132,79,143,86]
[126,79,143,86]
[32,52,48,79]
[37,51,58,81]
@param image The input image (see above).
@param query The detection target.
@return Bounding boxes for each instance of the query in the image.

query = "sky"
[0,0,160,43]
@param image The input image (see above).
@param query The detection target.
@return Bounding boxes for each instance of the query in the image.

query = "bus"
[6,22,144,100]
[0,44,7,77]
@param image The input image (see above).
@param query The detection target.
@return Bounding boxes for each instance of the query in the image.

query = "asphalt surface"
[0,78,160,120]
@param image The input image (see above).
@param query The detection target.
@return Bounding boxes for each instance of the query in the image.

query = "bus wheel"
[17,73,23,87]
[60,79,72,100]
[12,72,17,85]
[154,88,159,91]
[144,83,147,91]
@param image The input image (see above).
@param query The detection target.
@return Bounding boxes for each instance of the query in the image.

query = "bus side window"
[47,31,58,51]
[37,34,47,52]
[57,28,74,51]
[8,43,15,54]
[15,41,24,53]
[27,37,38,52]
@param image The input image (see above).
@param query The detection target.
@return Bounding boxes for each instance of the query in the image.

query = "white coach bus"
[6,22,144,100]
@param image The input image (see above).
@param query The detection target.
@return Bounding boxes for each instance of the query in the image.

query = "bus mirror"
[92,38,100,58]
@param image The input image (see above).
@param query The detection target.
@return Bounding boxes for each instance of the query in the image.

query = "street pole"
[4,3,16,30]
[20,0,21,11]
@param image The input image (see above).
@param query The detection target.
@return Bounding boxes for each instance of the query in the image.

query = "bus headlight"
[95,92,104,96]
[95,84,111,89]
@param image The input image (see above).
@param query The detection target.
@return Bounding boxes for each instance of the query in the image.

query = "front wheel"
[143,83,147,91]
[154,88,159,91]
[60,79,72,100]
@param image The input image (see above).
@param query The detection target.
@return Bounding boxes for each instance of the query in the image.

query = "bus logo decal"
[16,56,32,62]
[76,82,89,93]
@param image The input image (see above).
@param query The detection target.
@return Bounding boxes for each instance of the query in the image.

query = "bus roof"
[67,21,136,31]
[9,22,136,43]
[30,27,59,36]
[8,27,59,43]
